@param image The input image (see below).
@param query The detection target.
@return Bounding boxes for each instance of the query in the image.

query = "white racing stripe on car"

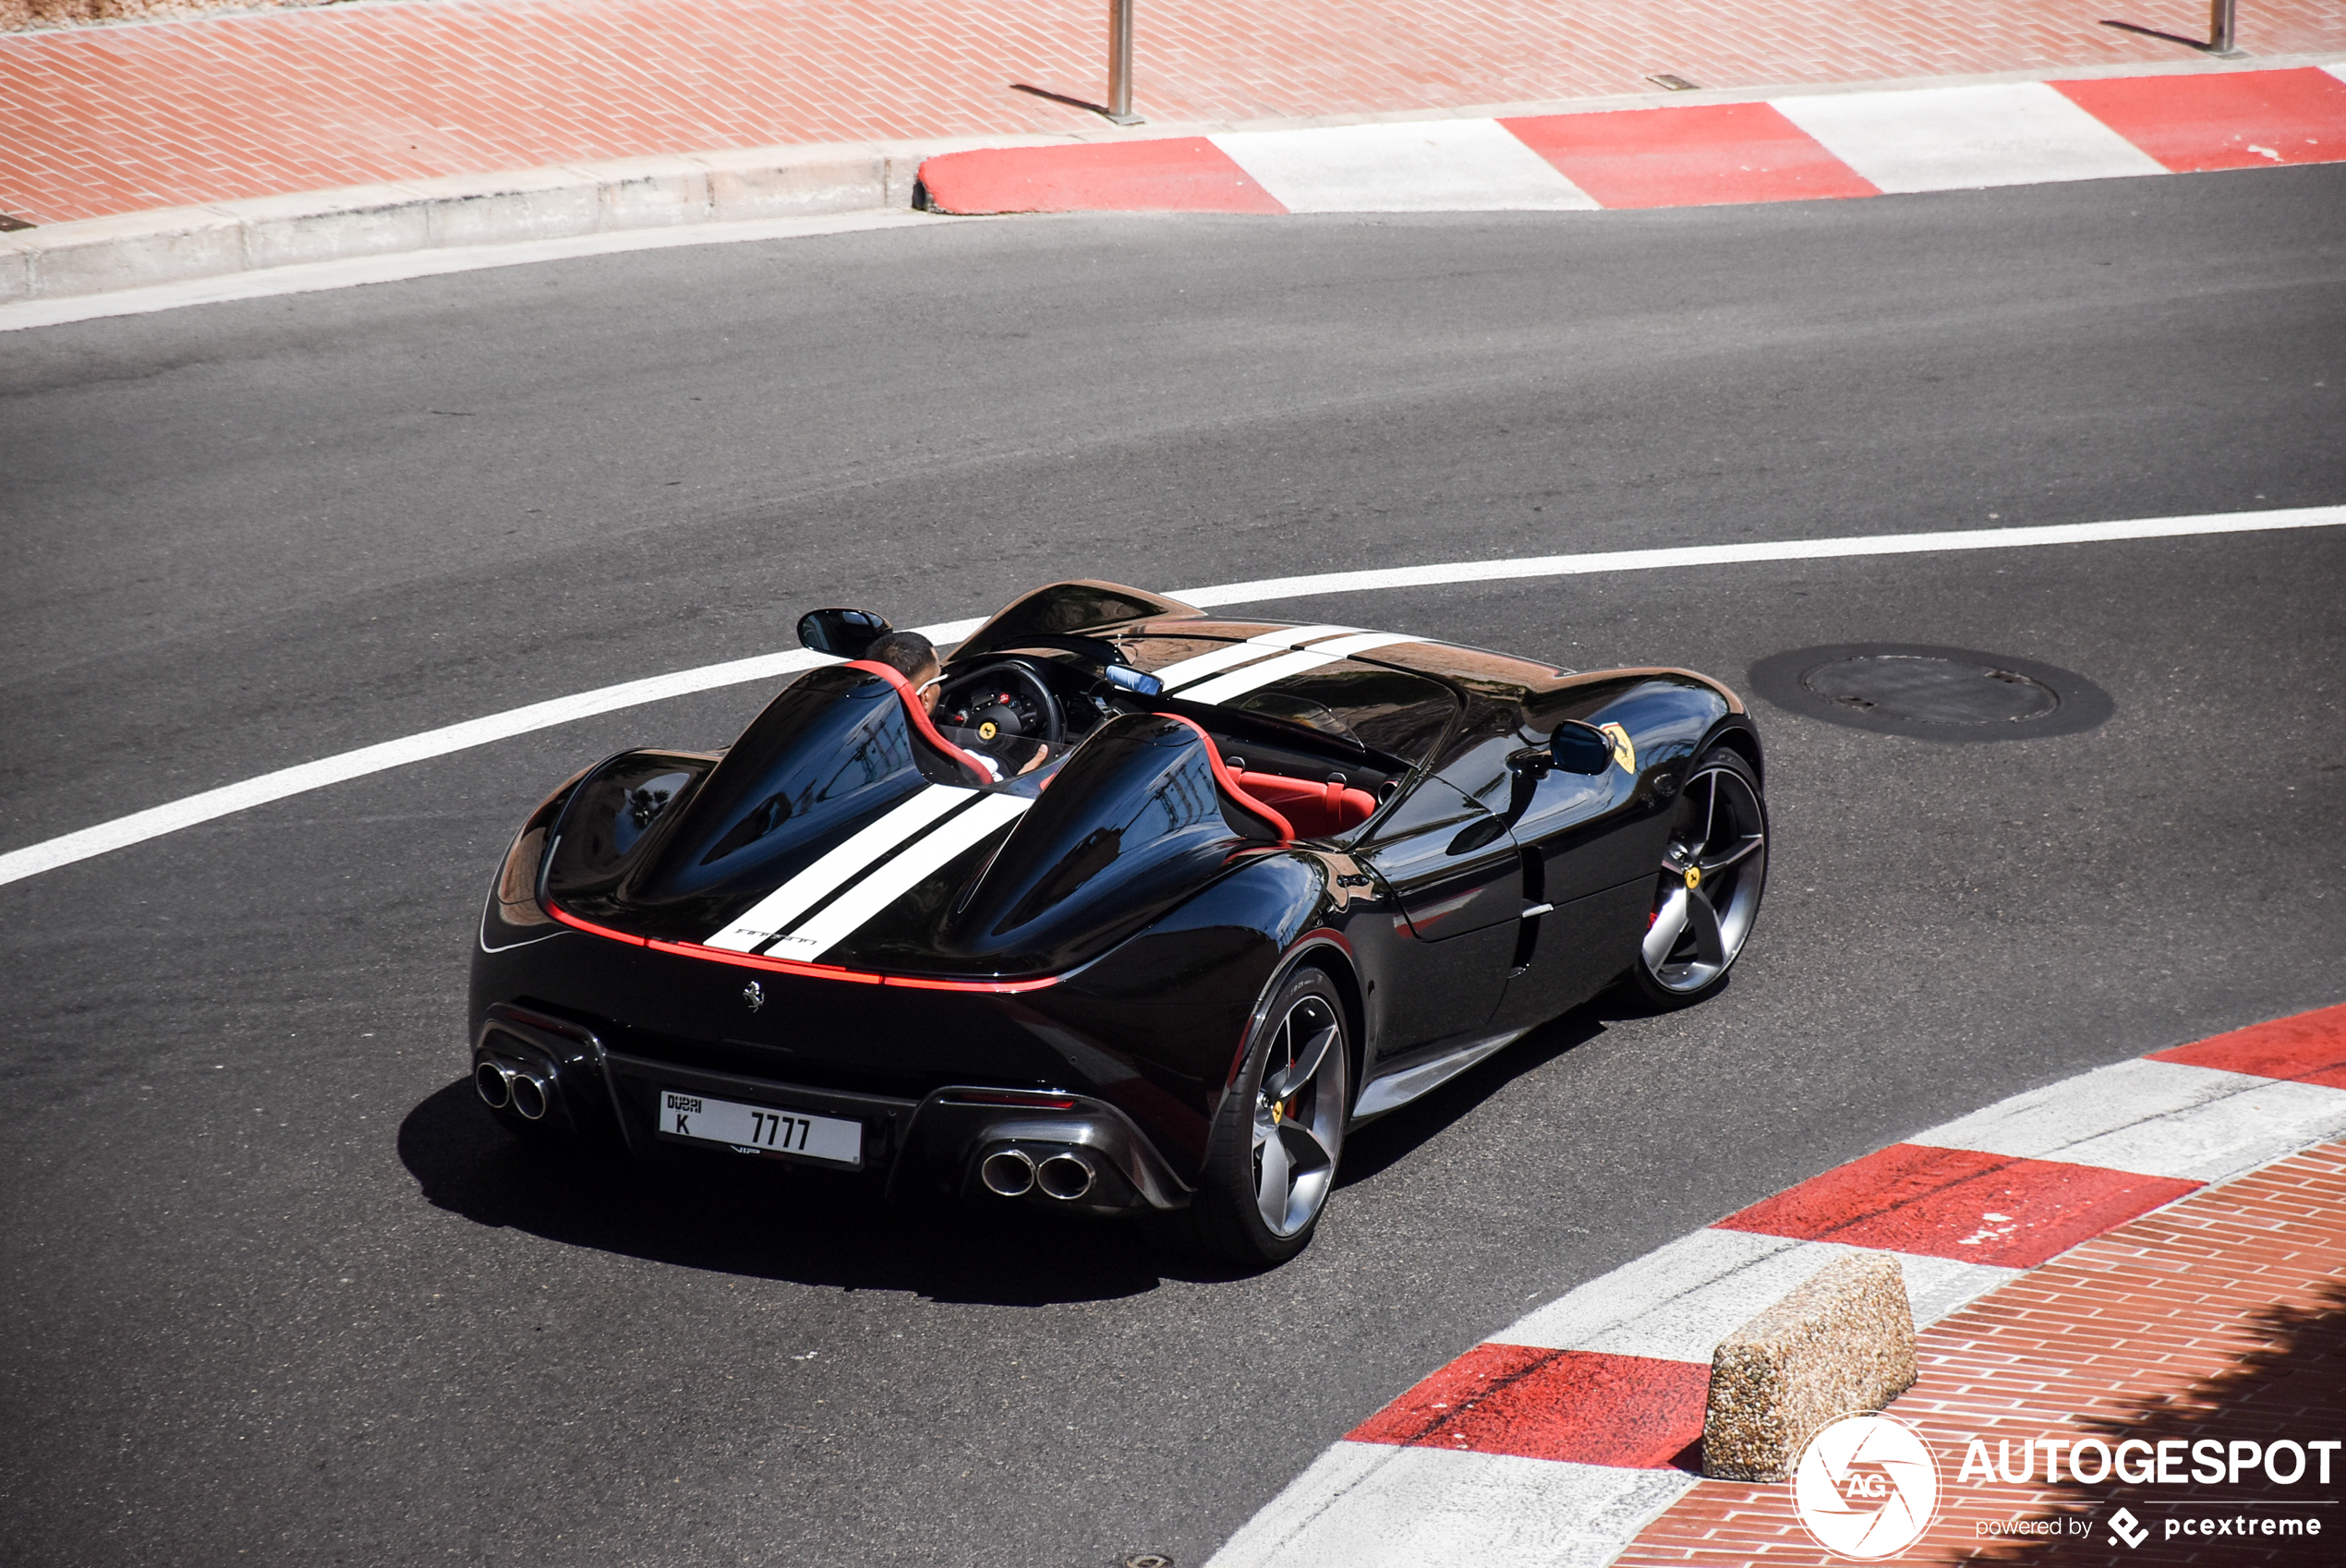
[6,506,2344,889]
[1149,624,1371,692]
[759,790,1033,960]
[1175,633,1420,706]
[703,783,975,951]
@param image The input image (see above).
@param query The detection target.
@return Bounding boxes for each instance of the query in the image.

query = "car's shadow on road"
[397,1080,1238,1306]
[400,983,1689,1303]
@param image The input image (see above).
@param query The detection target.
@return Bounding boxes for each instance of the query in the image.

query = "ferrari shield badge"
[1598,722,1637,774]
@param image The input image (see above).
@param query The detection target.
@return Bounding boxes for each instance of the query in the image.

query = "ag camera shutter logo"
[1794,1414,1942,1560]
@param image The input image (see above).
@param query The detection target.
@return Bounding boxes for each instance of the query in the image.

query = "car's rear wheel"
[1630,747,1768,1006]
[1186,965,1349,1266]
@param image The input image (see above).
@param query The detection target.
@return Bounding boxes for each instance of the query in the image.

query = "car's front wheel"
[1187,965,1349,1266]
[1630,746,1769,1006]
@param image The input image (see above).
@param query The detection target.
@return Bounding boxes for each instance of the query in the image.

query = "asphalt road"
[3,166,2343,1568]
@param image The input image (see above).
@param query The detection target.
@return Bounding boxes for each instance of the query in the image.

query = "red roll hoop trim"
[844,659,996,787]
[1160,713,1294,841]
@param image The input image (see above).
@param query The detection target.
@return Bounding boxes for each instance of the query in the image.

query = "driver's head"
[865,631,943,711]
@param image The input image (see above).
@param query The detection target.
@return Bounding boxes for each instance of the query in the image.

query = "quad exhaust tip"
[475,1059,551,1120]
[980,1146,1097,1200]
[980,1148,1036,1198]
[508,1070,550,1120]
[1035,1150,1096,1201]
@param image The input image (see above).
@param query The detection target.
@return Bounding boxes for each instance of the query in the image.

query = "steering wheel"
[933,658,1064,756]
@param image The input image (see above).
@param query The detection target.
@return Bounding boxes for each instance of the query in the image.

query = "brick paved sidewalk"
[7,0,2346,227]
[1614,1142,2346,1566]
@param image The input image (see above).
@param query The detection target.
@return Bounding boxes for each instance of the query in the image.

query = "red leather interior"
[1234,771,1378,838]
[1159,715,1294,840]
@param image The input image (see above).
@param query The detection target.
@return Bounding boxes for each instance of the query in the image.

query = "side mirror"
[1549,721,1614,775]
[796,608,892,660]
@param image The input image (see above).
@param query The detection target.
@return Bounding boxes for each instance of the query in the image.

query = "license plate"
[658,1089,863,1167]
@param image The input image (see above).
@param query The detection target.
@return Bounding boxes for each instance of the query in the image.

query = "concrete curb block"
[0,142,931,305]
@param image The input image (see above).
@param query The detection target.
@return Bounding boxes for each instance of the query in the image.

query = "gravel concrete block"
[1701,1250,1917,1481]
[21,207,245,296]
[230,185,433,269]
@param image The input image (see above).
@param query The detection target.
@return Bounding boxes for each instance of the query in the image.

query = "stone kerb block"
[0,235,33,304]
[21,207,245,296]
[587,156,716,228]
[694,146,891,219]
[416,166,602,248]
[230,185,434,271]
[1701,1250,1917,1482]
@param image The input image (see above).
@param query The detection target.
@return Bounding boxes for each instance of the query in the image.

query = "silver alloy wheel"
[1251,991,1346,1237]
[1640,762,1768,994]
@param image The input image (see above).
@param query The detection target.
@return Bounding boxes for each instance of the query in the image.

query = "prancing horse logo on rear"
[742,981,765,1012]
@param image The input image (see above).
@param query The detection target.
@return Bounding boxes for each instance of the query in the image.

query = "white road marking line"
[0,645,823,888]
[4,506,2341,889]
[1771,81,2165,194]
[1204,1443,1696,1568]
[703,783,973,951]
[760,790,1031,959]
[1908,1055,2346,1183]
[0,211,982,334]
[1211,120,1598,213]
[1173,504,2346,606]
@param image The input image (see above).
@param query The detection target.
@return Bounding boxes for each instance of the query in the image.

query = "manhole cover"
[1799,655,2059,726]
[1747,644,2111,742]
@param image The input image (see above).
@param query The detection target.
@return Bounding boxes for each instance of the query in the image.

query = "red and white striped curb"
[920,66,2346,215]
[1203,1002,2346,1568]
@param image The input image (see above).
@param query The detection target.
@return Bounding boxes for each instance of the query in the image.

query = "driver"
[865,631,949,711]
[864,631,1050,777]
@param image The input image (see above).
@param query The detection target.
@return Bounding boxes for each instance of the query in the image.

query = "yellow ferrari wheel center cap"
[1270,1102,1285,1124]
[1684,865,1702,890]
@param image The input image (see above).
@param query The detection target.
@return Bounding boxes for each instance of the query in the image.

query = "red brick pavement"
[1614,1142,2346,1565]
[6,0,2345,226]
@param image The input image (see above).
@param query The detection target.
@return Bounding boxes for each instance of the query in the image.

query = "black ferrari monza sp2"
[470,582,1768,1262]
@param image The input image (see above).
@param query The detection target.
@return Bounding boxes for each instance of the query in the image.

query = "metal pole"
[2208,0,2237,53]
[1106,0,1143,124]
